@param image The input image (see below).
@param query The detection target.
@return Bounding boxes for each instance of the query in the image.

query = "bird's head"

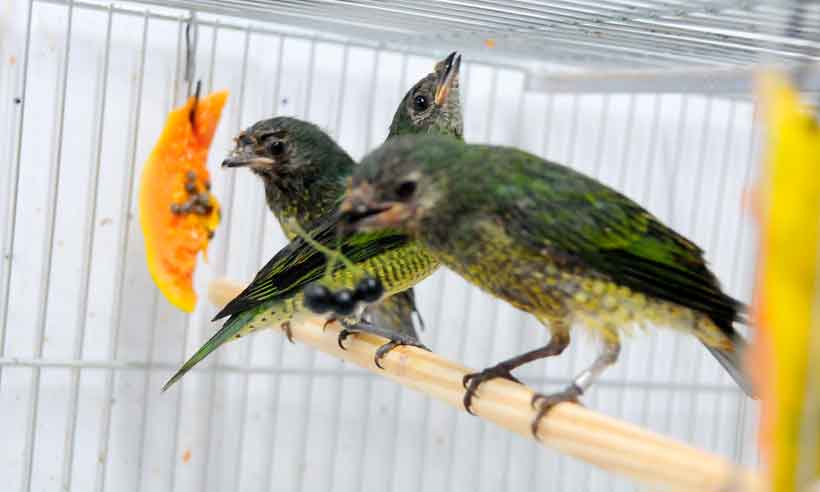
[340,135,464,234]
[223,117,352,184]
[388,51,463,140]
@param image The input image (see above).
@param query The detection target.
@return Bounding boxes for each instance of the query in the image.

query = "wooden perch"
[208,277,762,492]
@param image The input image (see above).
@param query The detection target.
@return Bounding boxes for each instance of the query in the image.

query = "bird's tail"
[701,332,757,398]
[161,309,256,392]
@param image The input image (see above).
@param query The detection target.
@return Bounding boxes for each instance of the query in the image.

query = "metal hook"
[184,12,198,97]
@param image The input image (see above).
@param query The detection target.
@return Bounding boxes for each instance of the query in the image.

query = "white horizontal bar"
[527,63,820,94]
[0,356,741,393]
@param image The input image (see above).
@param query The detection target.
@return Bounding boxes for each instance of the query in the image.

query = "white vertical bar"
[661,95,690,436]
[133,289,162,492]
[441,66,498,492]
[730,104,760,463]
[580,93,614,491]
[554,90,590,492]
[21,2,74,490]
[282,38,322,492]
[167,15,200,492]
[415,61,474,491]
[638,93,664,428]
[615,94,637,192]
[0,0,34,391]
[703,100,739,449]
[592,94,611,178]
[683,96,715,443]
[342,45,383,492]
[61,6,114,490]
[200,23,250,492]
[540,93,555,159]
[230,27,261,492]
[530,89,558,492]
[565,93,580,163]
[380,49,409,492]
[496,92,529,492]
[687,96,714,237]
[613,94,637,424]
[95,12,150,492]
[324,40,354,492]
[259,35,288,492]
[134,17,186,492]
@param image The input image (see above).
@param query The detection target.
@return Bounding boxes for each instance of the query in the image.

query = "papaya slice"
[138,89,228,312]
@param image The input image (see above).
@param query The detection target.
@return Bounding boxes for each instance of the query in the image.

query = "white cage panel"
[0,1,766,491]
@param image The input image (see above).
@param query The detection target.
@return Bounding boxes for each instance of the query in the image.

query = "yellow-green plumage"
[237,241,438,339]
[440,221,730,348]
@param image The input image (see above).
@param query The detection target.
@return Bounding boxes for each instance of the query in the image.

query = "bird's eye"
[413,94,429,112]
[394,180,417,200]
[268,140,286,156]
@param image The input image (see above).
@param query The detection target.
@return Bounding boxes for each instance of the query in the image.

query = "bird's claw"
[529,385,583,437]
[373,338,430,369]
[462,365,522,415]
[281,321,294,344]
[322,317,336,332]
[337,328,354,350]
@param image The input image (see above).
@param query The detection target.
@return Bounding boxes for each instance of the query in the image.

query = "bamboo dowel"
[207,277,762,492]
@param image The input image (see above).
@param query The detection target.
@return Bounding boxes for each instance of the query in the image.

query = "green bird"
[219,52,462,345]
[162,52,462,391]
[222,116,354,240]
[339,134,754,431]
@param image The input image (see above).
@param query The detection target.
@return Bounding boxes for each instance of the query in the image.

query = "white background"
[0,1,760,491]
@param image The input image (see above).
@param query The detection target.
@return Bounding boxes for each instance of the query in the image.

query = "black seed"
[333,289,356,316]
[185,181,197,194]
[170,203,183,214]
[204,180,211,190]
[186,170,197,181]
[354,276,384,303]
[304,283,333,314]
[207,230,215,239]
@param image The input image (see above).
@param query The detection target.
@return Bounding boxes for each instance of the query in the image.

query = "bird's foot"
[462,364,522,415]
[280,321,294,344]
[374,335,429,369]
[529,385,583,437]
[336,320,429,368]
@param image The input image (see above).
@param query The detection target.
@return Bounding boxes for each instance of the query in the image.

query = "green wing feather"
[489,148,742,331]
[162,215,411,391]
[213,213,409,321]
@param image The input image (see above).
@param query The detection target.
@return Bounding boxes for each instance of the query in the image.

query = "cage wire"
[1,1,818,491]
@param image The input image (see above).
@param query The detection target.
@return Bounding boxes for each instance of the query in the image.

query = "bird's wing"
[213,214,409,320]
[496,150,741,327]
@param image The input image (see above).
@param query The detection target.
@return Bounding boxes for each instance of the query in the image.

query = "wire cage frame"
[5,1,817,491]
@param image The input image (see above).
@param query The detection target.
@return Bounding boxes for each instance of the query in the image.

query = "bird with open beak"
[162,52,464,391]
[340,134,754,433]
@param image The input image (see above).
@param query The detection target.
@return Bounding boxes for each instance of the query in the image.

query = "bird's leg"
[337,319,430,368]
[462,331,570,415]
[530,337,621,436]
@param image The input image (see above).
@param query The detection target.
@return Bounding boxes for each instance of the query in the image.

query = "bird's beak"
[434,51,461,107]
[221,148,274,169]
[340,183,409,231]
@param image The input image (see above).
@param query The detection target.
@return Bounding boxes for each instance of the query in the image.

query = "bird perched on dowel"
[339,134,755,432]
[162,52,463,391]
